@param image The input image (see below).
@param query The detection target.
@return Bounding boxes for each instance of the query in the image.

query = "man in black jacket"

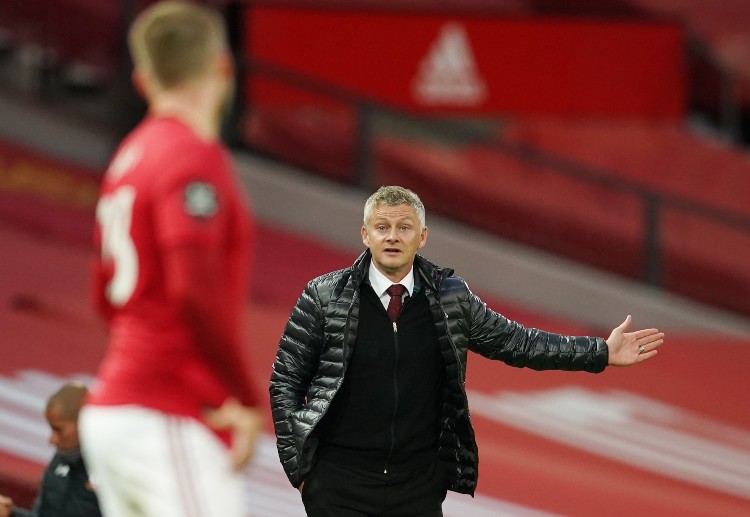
[270,185,664,516]
[0,382,101,517]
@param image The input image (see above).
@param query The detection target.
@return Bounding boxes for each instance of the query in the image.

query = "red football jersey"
[88,116,256,420]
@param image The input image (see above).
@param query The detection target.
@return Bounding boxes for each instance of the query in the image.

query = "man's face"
[45,403,79,452]
[361,203,428,282]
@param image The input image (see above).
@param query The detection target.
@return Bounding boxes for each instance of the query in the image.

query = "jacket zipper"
[384,319,399,474]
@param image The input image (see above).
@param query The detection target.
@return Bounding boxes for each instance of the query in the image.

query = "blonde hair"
[128,0,227,89]
[363,186,426,228]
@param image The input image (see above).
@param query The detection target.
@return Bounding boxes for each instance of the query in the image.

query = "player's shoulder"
[143,118,228,173]
[141,117,212,153]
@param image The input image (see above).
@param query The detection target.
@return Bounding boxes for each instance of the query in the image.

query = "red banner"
[244,6,686,118]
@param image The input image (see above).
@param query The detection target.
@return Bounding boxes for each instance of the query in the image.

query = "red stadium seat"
[372,118,750,316]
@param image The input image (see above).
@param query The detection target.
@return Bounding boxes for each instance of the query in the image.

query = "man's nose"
[49,432,58,446]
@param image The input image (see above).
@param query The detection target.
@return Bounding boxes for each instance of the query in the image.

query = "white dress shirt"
[368,260,414,311]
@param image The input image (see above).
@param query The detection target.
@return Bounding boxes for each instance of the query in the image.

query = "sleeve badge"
[184,182,219,218]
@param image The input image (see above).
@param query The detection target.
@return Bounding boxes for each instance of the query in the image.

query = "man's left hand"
[606,315,664,366]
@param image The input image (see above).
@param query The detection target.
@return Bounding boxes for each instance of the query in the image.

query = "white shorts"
[79,405,244,517]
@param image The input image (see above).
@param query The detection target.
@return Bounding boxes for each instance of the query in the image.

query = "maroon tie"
[386,284,406,322]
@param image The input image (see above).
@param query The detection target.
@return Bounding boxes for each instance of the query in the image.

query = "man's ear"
[131,69,148,99]
[361,225,370,248]
[418,226,429,249]
[213,49,235,83]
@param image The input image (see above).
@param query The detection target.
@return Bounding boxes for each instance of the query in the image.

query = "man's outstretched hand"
[606,315,664,366]
[203,398,265,471]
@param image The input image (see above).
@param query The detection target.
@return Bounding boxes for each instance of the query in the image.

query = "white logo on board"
[412,22,487,106]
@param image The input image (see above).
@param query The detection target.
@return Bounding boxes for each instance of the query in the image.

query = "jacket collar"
[351,250,453,293]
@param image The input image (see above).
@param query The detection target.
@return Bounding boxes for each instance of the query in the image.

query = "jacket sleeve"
[10,472,42,517]
[462,284,608,373]
[11,505,37,517]
[269,281,325,487]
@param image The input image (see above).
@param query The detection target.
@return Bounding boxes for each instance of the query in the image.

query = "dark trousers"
[301,458,447,517]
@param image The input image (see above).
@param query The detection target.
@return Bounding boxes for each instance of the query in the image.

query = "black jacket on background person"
[12,452,101,517]
[269,250,609,495]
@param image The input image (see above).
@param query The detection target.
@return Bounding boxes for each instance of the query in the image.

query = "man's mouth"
[384,248,401,254]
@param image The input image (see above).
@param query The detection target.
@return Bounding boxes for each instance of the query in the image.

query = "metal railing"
[2,2,747,316]
[241,57,750,316]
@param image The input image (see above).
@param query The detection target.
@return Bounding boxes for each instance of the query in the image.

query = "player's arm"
[90,219,116,321]
[202,397,264,470]
[163,243,261,408]
[164,242,264,470]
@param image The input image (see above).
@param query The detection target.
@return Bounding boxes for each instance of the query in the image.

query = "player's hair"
[128,0,227,89]
[46,381,88,421]
[363,186,426,229]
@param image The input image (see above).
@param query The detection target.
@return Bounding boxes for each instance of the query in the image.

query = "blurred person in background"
[0,382,101,517]
[270,185,665,517]
[79,2,263,516]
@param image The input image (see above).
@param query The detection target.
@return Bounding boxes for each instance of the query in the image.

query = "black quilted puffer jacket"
[269,250,609,495]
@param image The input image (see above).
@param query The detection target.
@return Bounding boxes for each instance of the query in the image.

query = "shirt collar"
[368,260,414,298]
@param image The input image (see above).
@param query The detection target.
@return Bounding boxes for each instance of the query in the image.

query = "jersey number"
[96,187,138,307]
